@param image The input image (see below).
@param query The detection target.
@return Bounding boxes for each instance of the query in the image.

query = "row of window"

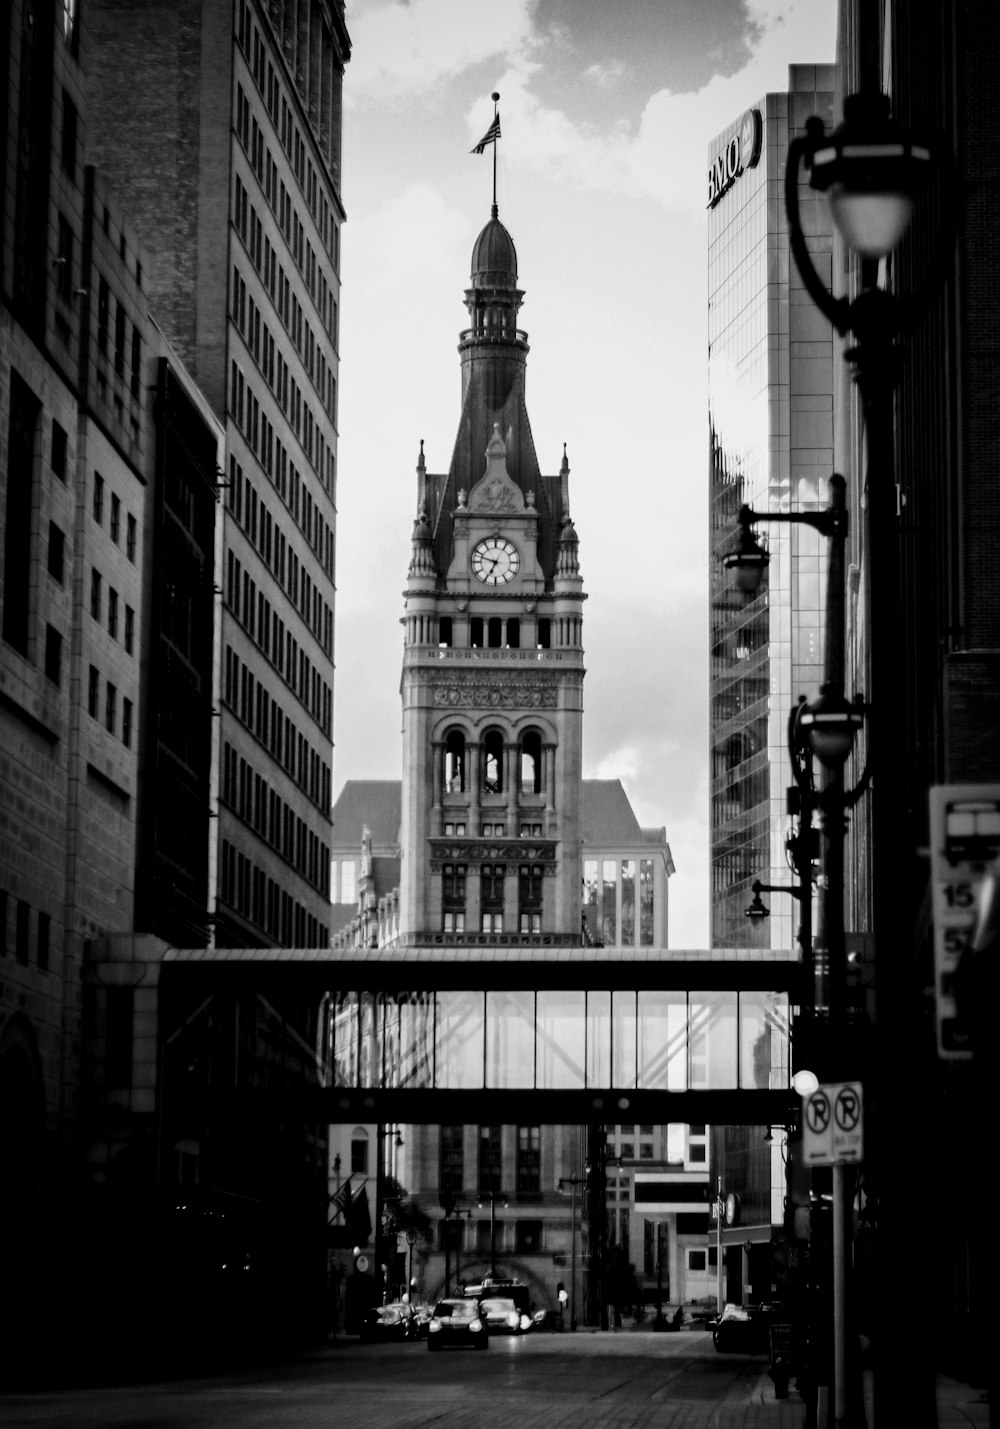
[437,616,551,650]
[440,1125,542,1197]
[443,822,544,838]
[440,863,544,935]
[87,664,135,746]
[236,3,341,272]
[0,890,51,971]
[221,741,330,894]
[443,729,544,796]
[583,858,657,948]
[230,351,334,504]
[219,837,329,946]
[225,555,333,735]
[93,471,139,557]
[89,568,136,652]
[227,458,333,651]
[232,260,336,435]
[229,454,333,581]
[223,643,332,812]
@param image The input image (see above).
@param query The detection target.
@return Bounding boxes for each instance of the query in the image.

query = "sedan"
[480,1296,532,1334]
[359,1302,416,1343]
[426,1297,489,1351]
[712,1302,780,1353]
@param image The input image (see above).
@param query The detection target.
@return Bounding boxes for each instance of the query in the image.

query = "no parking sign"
[802,1081,864,1166]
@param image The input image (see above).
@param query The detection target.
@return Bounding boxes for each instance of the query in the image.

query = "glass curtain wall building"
[708,66,835,951]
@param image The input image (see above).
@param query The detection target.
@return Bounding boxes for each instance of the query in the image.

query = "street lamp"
[477,1189,508,1277]
[784,88,956,1429]
[557,1176,585,1331]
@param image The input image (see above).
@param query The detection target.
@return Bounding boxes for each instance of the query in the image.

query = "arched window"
[351,1127,369,1174]
[483,730,503,793]
[445,729,466,793]
[520,729,542,794]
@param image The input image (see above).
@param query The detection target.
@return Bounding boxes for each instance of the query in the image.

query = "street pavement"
[0,1330,989,1429]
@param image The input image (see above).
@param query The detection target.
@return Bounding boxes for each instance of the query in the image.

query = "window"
[516,1125,540,1196]
[61,90,77,180]
[48,523,65,583]
[483,730,503,793]
[443,911,465,934]
[481,912,503,934]
[124,605,134,654]
[520,823,542,837]
[443,822,466,836]
[106,986,133,1088]
[51,421,67,481]
[108,588,118,639]
[114,302,126,376]
[105,681,117,733]
[515,1220,542,1253]
[518,864,542,930]
[439,616,453,647]
[443,863,467,913]
[56,217,73,301]
[122,697,133,748]
[44,626,62,685]
[110,494,120,543]
[16,901,30,964]
[126,513,136,561]
[90,568,102,619]
[93,473,104,523]
[350,1128,369,1175]
[481,863,504,914]
[444,729,465,794]
[481,823,504,836]
[688,1249,707,1271]
[478,1125,502,1193]
[520,730,542,793]
[88,665,99,716]
[441,1124,464,1195]
[537,618,550,649]
[97,279,109,355]
[470,616,483,647]
[37,912,50,971]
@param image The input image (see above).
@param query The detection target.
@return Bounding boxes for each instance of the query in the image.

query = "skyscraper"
[85,0,350,947]
[708,66,836,952]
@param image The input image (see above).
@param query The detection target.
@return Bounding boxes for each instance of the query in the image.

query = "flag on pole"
[471,114,501,154]
[330,1177,353,1219]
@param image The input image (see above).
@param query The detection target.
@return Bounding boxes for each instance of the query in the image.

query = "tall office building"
[84,0,350,947]
[708,66,836,952]
[1,0,223,1369]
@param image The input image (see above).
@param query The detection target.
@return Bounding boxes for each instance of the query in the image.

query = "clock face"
[471,536,520,585]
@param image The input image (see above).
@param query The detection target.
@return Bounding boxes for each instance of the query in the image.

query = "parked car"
[480,1296,532,1334]
[359,1301,417,1342]
[427,1297,489,1351]
[530,1308,564,1333]
[712,1302,782,1353]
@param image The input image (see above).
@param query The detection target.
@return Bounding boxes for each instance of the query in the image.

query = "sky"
[333,0,837,948]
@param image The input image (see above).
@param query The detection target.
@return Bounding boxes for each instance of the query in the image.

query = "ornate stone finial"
[560,442,569,475]
[457,488,468,508]
[417,438,425,469]
[525,490,535,509]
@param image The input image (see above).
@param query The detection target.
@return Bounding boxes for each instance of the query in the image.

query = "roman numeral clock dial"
[471,536,519,585]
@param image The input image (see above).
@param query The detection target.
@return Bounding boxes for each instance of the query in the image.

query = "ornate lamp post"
[782,89,956,1429]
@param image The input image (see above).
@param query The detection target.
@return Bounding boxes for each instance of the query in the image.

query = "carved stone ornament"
[469,423,524,514]
[432,678,558,708]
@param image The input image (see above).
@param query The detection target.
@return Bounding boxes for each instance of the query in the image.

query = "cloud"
[467,1,835,217]
[583,59,629,89]
[344,0,538,101]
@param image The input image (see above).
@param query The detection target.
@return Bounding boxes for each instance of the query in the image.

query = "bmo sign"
[707,108,763,208]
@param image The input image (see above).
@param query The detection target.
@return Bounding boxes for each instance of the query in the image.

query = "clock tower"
[399,203,585,943]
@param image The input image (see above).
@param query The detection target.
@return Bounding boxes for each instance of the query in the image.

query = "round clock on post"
[471,536,520,585]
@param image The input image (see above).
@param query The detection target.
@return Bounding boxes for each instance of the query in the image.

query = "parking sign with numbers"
[929,784,1000,1059]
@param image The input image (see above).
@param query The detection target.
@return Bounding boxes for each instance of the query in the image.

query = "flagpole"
[491,91,499,214]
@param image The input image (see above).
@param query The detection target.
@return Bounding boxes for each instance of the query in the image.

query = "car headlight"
[429,1320,441,1333]
[470,1319,483,1333]
[507,1313,518,1329]
[520,1314,532,1331]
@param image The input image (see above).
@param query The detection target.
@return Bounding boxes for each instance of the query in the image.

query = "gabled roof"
[581,779,645,845]
[330,780,401,850]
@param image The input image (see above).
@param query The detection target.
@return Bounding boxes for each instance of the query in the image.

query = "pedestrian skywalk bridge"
[159,944,803,1124]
